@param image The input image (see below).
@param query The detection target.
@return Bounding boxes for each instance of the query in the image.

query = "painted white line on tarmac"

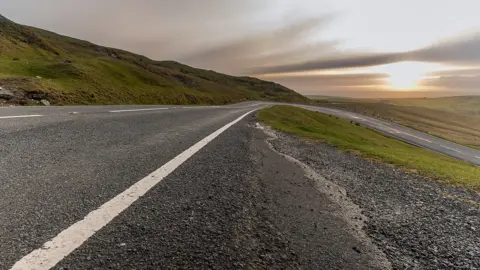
[475,156,480,159]
[440,145,463,154]
[363,121,433,143]
[0,114,43,119]
[401,133,433,143]
[10,109,257,270]
[109,108,169,113]
[346,113,365,120]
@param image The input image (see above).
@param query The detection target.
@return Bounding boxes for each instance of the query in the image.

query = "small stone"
[352,246,361,253]
[40,99,50,106]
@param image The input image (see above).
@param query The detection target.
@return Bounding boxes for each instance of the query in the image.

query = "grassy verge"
[258,106,480,191]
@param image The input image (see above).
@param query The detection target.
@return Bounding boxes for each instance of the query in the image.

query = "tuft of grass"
[258,106,480,191]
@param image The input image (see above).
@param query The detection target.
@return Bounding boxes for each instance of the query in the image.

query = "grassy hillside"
[258,106,480,191]
[0,15,308,105]
[388,96,480,116]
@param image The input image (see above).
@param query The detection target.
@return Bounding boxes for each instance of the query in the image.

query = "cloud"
[427,68,480,77]
[259,73,390,96]
[180,16,337,74]
[254,32,480,75]
[264,73,388,87]
[252,52,407,74]
[0,0,277,59]
[412,33,480,65]
[267,72,470,98]
[421,68,480,91]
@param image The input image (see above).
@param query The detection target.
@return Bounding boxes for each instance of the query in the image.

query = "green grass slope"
[0,15,308,105]
[258,106,480,191]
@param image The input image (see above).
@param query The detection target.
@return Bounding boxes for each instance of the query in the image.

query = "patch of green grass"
[258,106,480,191]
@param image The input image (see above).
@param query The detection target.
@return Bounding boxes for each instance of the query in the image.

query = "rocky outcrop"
[0,87,16,100]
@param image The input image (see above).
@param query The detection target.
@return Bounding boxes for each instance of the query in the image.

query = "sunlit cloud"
[253,33,480,95]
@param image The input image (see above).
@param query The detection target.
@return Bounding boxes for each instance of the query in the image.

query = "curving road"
[1,102,479,168]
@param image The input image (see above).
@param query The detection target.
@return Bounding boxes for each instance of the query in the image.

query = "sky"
[1,0,480,98]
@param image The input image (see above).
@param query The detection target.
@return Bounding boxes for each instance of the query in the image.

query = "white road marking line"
[361,121,433,143]
[10,109,256,270]
[109,108,169,113]
[346,113,366,121]
[475,156,480,159]
[0,114,43,119]
[440,145,463,154]
[387,127,402,134]
[401,133,433,143]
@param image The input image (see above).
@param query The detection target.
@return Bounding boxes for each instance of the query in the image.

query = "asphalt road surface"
[0,102,477,269]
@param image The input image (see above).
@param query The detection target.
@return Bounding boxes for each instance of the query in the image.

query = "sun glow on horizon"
[257,61,472,93]
[387,70,423,89]
[371,62,440,90]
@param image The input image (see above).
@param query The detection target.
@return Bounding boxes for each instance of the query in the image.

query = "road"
[0,102,477,269]
[1,102,478,166]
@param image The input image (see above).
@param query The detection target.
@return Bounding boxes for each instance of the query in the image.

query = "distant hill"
[0,15,308,105]
[386,96,480,116]
[308,94,480,116]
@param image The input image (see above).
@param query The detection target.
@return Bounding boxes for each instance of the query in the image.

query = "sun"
[372,62,436,90]
[387,70,423,89]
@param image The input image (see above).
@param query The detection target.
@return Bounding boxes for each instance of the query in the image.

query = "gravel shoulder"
[268,126,480,269]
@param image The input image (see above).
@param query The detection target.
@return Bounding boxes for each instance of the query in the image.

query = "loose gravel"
[269,131,480,270]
